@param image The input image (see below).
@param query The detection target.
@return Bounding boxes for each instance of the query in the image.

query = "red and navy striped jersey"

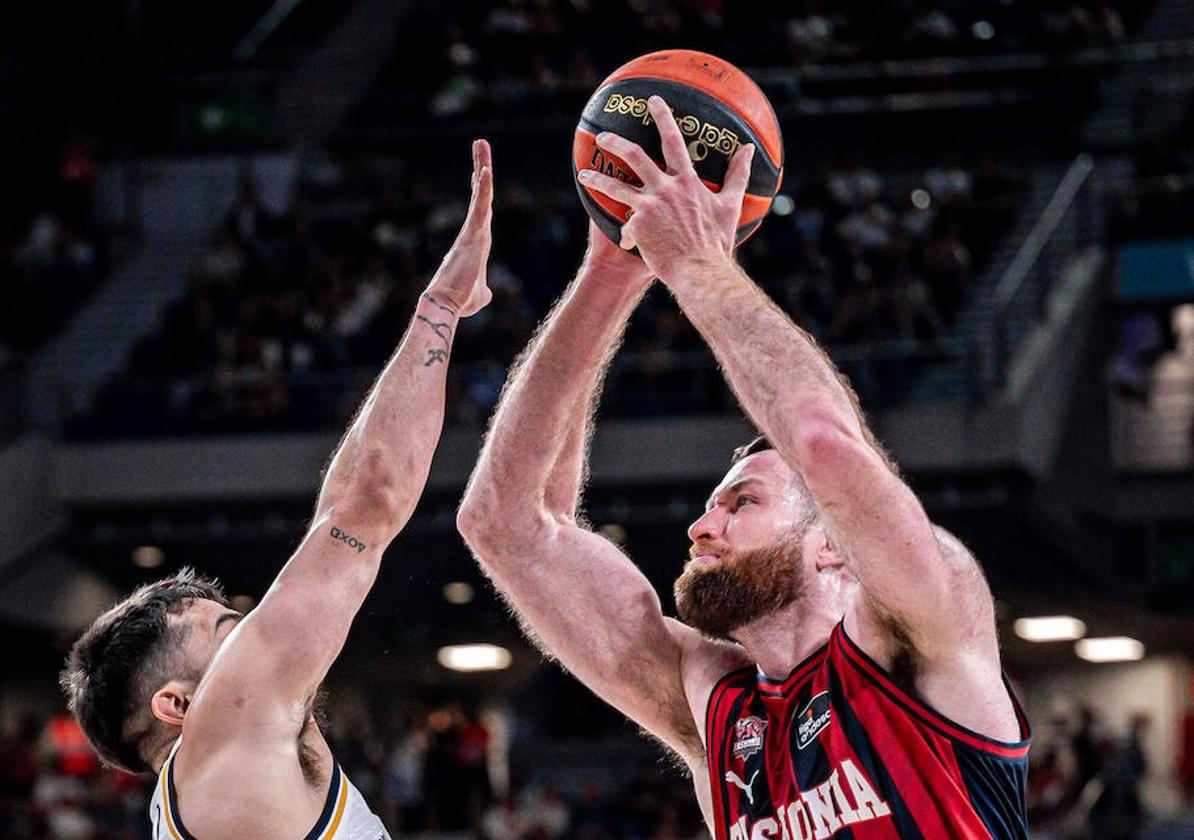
[704,622,1031,839]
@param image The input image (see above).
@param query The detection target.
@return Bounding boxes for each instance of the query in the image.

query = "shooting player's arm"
[584,99,992,662]
[458,234,743,765]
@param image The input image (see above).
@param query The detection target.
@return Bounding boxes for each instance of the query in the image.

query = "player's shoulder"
[170,733,333,839]
[666,618,752,721]
[667,617,751,677]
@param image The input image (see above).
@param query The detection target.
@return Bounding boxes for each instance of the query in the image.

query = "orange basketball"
[573,49,784,247]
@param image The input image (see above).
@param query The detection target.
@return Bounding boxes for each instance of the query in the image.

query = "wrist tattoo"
[421,293,458,316]
[416,315,453,347]
[329,526,367,553]
[416,313,453,366]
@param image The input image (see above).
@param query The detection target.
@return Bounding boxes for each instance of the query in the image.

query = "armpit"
[861,595,921,693]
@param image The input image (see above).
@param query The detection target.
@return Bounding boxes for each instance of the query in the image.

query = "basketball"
[573,49,784,248]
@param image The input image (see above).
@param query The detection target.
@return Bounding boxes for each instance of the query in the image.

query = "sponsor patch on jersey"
[796,691,832,750]
[732,715,767,761]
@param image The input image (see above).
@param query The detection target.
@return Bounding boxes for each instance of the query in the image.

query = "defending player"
[61,141,495,840]
[458,98,1030,839]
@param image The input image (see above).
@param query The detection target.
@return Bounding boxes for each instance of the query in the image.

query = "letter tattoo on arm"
[329,526,368,553]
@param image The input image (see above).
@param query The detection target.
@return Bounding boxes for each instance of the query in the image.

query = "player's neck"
[733,598,839,681]
[148,732,181,775]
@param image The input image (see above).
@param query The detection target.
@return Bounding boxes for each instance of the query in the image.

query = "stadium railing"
[72,337,976,440]
[989,154,1098,393]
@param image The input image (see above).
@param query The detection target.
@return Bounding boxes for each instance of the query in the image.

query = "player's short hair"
[731,435,772,463]
[733,431,900,477]
[60,568,227,773]
[730,436,820,524]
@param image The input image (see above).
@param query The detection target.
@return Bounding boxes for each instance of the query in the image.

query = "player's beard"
[674,532,805,642]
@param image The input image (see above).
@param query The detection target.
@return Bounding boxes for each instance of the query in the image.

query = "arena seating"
[72,151,1023,437]
[0,209,105,356]
[344,0,1145,136]
[67,0,1165,439]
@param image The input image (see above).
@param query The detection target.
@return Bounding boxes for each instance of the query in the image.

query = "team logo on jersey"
[726,759,892,840]
[732,716,767,761]
[796,691,832,750]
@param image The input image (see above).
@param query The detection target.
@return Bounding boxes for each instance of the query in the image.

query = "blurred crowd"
[0,697,703,840]
[1026,706,1166,840]
[0,209,100,356]
[9,694,1194,839]
[0,138,106,360]
[1112,86,1194,242]
[79,152,1020,437]
[369,0,1135,123]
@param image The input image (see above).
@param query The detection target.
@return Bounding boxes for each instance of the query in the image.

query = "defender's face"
[178,598,243,675]
[686,450,809,565]
[146,597,244,733]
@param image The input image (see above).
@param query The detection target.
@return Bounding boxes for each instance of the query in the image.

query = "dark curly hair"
[60,568,228,773]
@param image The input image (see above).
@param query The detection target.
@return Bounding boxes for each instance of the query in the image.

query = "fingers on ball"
[723,144,755,197]
[646,96,691,174]
[579,169,639,206]
[596,133,660,186]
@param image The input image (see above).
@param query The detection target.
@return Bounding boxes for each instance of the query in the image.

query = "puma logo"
[725,768,760,805]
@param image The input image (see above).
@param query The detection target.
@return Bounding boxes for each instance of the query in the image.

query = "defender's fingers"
[464,165,493,234]
[577,169,642,207]
[647,96,691,175]
[473,138,492,174]
[595,132,663,187]
[469,139,493,196]
[722,144,755,202]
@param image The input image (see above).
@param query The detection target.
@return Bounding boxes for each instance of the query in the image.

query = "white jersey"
[150,739,391,840]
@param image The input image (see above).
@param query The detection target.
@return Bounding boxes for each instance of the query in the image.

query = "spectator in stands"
[519,782,571,839]
[786,2,845,64]
[1068,705,1108,809]
[1179,706,1194,809]
[1028,748,1071,826]
[902,0,961,51]
[480,788,523,840]
[926,156,974,208]
[1041,1,1125,45]
[920,218,972,319]
[382,718,429,830]
[1088,714,1150,839]
[1108,311,1163,402]
[828,156,883,210]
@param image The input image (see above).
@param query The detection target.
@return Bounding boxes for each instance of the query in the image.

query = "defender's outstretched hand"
[577,96,754,280]
[427,139,494,317]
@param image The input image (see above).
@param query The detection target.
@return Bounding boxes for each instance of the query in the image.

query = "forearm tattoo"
[329,525,367,553]
[417,294,458,366]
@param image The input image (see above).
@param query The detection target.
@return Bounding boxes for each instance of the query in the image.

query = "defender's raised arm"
[201,142,494,724]
[62,141,494,840]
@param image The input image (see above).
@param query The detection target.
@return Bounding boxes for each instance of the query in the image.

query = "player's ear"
[151,679,197,727]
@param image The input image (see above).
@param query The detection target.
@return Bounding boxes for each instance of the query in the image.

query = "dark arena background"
[3,2,1194,838]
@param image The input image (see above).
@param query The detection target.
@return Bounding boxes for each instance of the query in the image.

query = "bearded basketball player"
[458,98,1030,839]
[61,142,495,840]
